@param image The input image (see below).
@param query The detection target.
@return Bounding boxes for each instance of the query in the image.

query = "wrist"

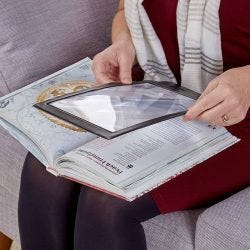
[113,33,133,45]
[112,9,133,44]
[113,36,134,48]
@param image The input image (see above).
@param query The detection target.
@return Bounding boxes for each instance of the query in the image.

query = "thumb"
[118,55,133,84]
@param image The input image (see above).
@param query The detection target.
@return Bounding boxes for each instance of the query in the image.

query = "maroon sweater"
[143,0,250,213]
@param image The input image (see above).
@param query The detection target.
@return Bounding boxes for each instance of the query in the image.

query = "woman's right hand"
[92,39,136,84]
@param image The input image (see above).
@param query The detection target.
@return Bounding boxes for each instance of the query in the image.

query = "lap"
[20,153,159,219]
[21,113,250,215]
[150,116,250,213]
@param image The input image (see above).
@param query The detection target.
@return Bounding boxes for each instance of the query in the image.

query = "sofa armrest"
[195,187,250,250]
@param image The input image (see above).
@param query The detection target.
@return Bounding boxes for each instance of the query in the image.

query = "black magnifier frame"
[34,81,200,139]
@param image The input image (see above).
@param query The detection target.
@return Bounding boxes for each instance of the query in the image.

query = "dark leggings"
[18,153,160,250]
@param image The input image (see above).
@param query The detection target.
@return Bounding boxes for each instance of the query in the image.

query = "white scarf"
[124,0,223,93]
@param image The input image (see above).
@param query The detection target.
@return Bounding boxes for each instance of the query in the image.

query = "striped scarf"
[124,0,223,93]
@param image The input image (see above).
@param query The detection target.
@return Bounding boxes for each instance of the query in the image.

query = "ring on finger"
[222,114,229,123]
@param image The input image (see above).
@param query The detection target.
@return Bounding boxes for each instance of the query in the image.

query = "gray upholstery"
[0,128,27,240]
[143,210,204,250]
[195,188,250,250]
[0,0,249,249]
[0,0,117,96]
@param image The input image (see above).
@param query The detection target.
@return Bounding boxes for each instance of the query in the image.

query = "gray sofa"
[0,1,249,249]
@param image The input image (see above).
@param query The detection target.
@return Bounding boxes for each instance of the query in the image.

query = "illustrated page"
[0,58,97,166]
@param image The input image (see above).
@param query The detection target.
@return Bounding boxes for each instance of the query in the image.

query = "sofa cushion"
[0,126,27,195]
[143,209,204,250]
[0,126,26,241]
[0,0,117,96]
[0,186,20,241]
[195,187,250,250]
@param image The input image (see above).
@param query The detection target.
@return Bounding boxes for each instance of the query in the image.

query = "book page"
[0,58,97,167]
[60,117,231,187]
[56,126,238,201]
[0,117,48,166]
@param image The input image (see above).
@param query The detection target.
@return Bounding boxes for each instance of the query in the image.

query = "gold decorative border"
[36,80,94,132]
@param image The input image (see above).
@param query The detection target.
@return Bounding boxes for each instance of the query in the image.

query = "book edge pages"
[56,134,239,202]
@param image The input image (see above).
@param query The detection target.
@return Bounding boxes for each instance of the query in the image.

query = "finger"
[188,78,222,113]
[108,65,119,79]
[196,100,232,124]
[184,87,225,121]
[118,55,133,84]
[209,111,240,127]
[199,77,220,99]
[96,72,114,84]
[93,61,114,84]
[197,102,246,126]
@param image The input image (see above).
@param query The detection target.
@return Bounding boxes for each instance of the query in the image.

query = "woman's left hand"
[184,66,250,126]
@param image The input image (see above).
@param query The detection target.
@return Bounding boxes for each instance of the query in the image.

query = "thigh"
[18,153,82,250]
[74,186,160,250]
[76,186,160,223]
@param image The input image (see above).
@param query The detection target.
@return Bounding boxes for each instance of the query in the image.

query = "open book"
[0,58,239,201]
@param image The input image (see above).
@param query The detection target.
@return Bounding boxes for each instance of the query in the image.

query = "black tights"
[19,153,160,250]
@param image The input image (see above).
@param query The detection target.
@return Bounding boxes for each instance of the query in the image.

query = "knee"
[20,153,81,209]
[78,187,131,223]
[20,153,48,198]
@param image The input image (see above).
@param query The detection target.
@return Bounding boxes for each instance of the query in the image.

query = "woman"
[19,0,250,249]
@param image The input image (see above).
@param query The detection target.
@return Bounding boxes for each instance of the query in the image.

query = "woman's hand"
[184,66,250,126]
[92,39,136,84]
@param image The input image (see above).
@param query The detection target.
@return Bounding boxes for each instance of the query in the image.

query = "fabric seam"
[196,216,249,249]
[0,70,11,92]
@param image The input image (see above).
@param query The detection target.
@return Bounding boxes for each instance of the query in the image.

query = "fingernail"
[183,113,191,122]
[121,78,132,84]
[183,116,189,122]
